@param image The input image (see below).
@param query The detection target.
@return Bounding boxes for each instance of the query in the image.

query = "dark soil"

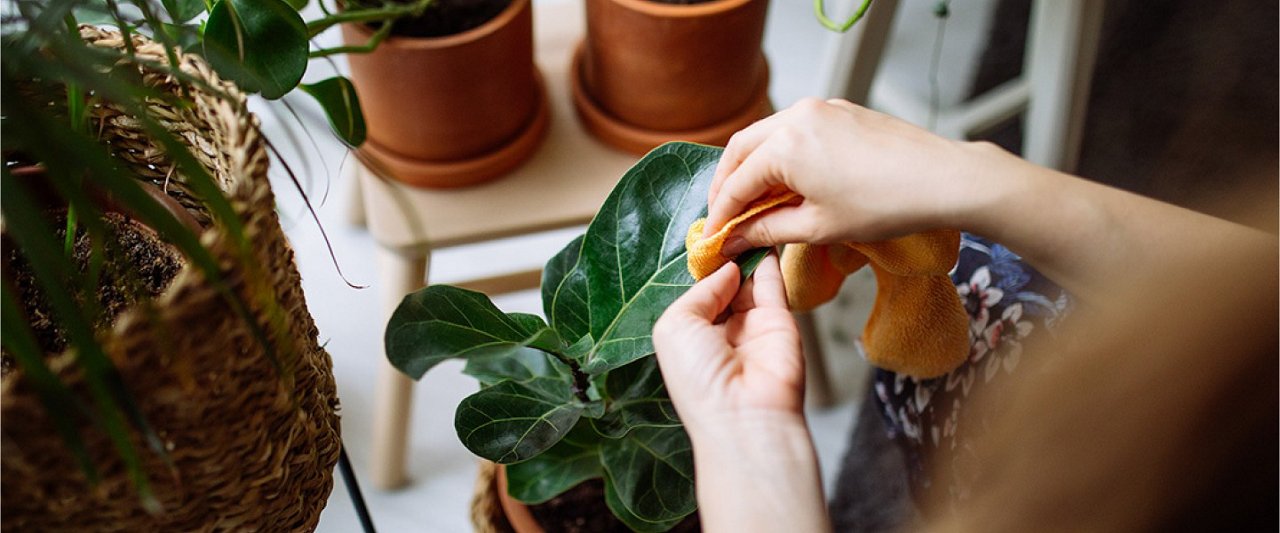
[370,0,512,38]
[1,211,184,377]
[528,478,700,533]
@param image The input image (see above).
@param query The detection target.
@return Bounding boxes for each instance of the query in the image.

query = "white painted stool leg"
[1023,0,1106,172]
[819,0,902,104]
[370,245,429,490]
[344,160,367,228]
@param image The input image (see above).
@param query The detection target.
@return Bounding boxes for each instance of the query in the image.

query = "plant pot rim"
[604,0,757,18]
[569,42,770,155]
[355,68,550,188]
[346,0,530,50]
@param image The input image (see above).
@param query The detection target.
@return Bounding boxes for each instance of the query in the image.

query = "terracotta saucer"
[569,42,771,155]
[357,69,551,189]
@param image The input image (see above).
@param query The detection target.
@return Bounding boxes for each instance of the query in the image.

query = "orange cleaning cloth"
[686,192,969,378]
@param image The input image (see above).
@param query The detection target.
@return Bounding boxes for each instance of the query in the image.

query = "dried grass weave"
[0,26,341,532]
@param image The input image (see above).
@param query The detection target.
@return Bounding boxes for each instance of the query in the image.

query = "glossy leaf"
[604,473,689,533]
[203,0,307,99]
[386,285,562,379]
[455,375,586,464]
[283,0,309,9]
[542,233,590,342]
[505,423,602,504]
[601,426,697,528]
[592,358,680,438]
[463,347,560,388]
[161,0,206,23]
[568,143,721,373]
[299,76,366,147]
[736,246,772,280]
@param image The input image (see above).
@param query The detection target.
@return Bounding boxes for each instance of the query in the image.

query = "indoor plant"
[386,142,768,531]
[571,0,772,155]
[342,0,549,188]
[0,0,418,526]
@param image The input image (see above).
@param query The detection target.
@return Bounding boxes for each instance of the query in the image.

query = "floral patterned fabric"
[872,233,1071,506]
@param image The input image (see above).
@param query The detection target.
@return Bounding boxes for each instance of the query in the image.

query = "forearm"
[687,413,831,533]
[945,142,1276,304]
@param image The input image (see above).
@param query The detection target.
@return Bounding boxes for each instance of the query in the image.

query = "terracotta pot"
[573,0,771,154]
[496,465,545,533]
[343,0,549,188]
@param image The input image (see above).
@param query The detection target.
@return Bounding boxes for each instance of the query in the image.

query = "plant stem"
[305,0,433,39]
[548,351,592,404]
[309,19,391,57]
[814,0,875,33]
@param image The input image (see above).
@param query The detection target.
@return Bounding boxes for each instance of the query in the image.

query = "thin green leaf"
[299,76,365,146]
[0,282,99,484]
[1,173,160,513]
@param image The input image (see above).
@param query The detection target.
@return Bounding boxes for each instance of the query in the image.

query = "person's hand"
[653,253,804,429]
[704,98,1000,257]
[653,255,831,533]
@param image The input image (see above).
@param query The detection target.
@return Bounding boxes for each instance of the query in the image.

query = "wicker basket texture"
[0,27,341,532]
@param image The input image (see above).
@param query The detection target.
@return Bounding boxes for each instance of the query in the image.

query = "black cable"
[339,444,377,533]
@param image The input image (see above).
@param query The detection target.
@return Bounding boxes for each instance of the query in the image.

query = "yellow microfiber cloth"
[686,192,970,378]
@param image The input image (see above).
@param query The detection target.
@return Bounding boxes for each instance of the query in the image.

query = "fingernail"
[721,236,750,258]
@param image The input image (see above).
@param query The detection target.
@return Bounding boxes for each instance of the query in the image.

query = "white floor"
[263,1,998,530]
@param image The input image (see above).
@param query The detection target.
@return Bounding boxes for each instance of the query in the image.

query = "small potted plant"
[570,0,772,155]
[342,0,549,188]
[386,142,768,531]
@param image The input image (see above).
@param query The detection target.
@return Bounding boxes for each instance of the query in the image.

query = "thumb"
[721,207,816,257]
[664,261,741,324]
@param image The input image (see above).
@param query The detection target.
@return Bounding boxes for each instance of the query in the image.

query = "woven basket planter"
[1,27,341,531]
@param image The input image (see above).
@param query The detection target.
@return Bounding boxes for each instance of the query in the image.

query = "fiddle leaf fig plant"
[387,142,769,531]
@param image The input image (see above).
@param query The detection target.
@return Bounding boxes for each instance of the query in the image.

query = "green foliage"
[0,0,426,509]
[204,0,309,100]
[387,143,772,530]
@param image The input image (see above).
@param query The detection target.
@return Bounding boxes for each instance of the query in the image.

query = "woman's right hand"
[704,98,1005,257]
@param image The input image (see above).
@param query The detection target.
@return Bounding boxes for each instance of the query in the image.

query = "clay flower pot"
[496,465,545,533]
[343,0,549,188]
[572,0,771,154]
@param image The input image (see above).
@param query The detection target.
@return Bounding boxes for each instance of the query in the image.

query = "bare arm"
[705,98,1276,306]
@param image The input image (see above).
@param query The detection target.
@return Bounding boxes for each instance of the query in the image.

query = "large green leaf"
[505,422,602,504]
[299,76,366,147]
[202,0,307,99]
[161,0,206,23]
[563,143,721,374]
[603,472,690,533]
[541,233,590,342]
[601,426,697,528]
[463,347,560,388]
[592,358,680,438]
[386,285,563,379]
[455,375,586,464]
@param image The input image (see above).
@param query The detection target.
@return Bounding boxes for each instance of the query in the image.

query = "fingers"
[709,112,787,211]
[664,262,741,323]
[719,205,815,256]
[704,144,786,239]
[750,253,789,310]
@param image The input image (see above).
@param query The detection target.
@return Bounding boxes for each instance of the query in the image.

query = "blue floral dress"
[872,233,1072,505]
